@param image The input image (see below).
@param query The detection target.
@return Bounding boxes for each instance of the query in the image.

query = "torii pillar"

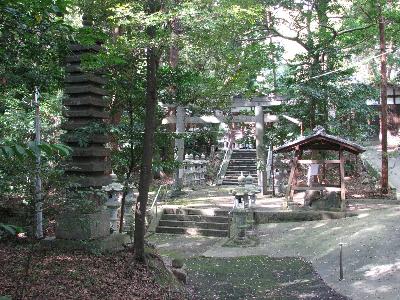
[173,106,185,193]
[255,106,267,194]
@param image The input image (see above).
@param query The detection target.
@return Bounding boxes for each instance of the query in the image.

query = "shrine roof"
[274,126,366,155]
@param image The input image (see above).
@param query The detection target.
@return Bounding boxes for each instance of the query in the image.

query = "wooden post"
[339,149,346,210]
[286,148,301,201]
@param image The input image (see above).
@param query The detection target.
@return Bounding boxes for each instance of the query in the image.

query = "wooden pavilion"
[274,126,365,210]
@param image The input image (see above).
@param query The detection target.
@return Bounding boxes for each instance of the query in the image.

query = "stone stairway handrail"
[217,141,233,184]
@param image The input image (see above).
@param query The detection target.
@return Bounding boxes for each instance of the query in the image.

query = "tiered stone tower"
[62,31,112,191]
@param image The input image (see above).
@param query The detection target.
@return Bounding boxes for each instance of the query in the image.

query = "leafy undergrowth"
[186,256,347,300]
[0,240,186,300]
[346,172,396,199]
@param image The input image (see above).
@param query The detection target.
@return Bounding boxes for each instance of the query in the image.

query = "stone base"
[222,235,260,247]
[41,233,131,254]
[56,211,110,240]
[284,201,302,211]
[309,191,341,210]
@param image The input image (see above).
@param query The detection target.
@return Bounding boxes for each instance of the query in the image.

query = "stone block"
[65,85,107,96]
[65,161,110,172]
[60,120,92,130]
[63,108,109,119]
[69,44,101,53]
[172,258,184,269]
[65,74,106,85]
[65,65,82,73]
[68,175,113,188]
[64,95,109,107]
[311,191,341,210]
[171,268,187,284]
[42,233,131,254]
[62,133,110,144]
[71,147,110,157]
[65,55,82,63]
[55,210,110,240]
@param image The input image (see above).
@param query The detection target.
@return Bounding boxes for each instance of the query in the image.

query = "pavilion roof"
[274,126,366,155]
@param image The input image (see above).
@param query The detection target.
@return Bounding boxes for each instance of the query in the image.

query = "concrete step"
[227,165,256,168]
[225,171,258,175]
[224,170,258,174]
[155,226,228,237]
[225,170,257,173]
[158,220,229,230]
[161,214,229,223]
[163,208,229,217]
[221,180,257,185]
[223,177,258,182]
[231,155,256,158]
[230,157,256,160]
[228,160,256,164]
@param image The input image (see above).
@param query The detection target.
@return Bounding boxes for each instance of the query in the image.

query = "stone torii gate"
[162,95,284,193]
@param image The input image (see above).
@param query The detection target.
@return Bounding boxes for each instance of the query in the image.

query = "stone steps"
[155,226,228,237]
[158,220,229,230]
[163,207,229,216]
[161,214,229,223]
[225,171,257,175]
[222,149,257,185]
[155,208,230,237]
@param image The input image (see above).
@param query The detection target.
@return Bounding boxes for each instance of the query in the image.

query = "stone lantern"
[123,186,136,233]
[230,172,256,242]
[238,171,246,185]
[103,173,123,233]
[232,172,246,208]
[245,173,257,205]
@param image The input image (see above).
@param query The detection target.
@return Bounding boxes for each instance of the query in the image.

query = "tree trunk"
[119,106,134,233]
[34,87,43,239]
[379,8,389,194]
[134,0,159,262]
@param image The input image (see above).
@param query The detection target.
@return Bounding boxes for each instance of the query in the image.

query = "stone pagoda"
[62,18,112,193]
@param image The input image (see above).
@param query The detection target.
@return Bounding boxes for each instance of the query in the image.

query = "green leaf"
[52,143,72,156]
[39,143,54,156]
[1,146,14,158]
[0,224,16,235]
[13,144,27,159]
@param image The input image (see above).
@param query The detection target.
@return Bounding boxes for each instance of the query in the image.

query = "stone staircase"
[222,149,257,185]
[155,208,229,237]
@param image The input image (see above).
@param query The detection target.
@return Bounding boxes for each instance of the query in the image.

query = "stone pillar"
[106,194,121,233]
[255,106,267,194]
[62,17,112,201]
[173,106,185,193]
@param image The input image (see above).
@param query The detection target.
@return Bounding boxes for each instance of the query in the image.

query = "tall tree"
[342,0,400,193]
[378,3,388,194]
[133,0,161,263]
